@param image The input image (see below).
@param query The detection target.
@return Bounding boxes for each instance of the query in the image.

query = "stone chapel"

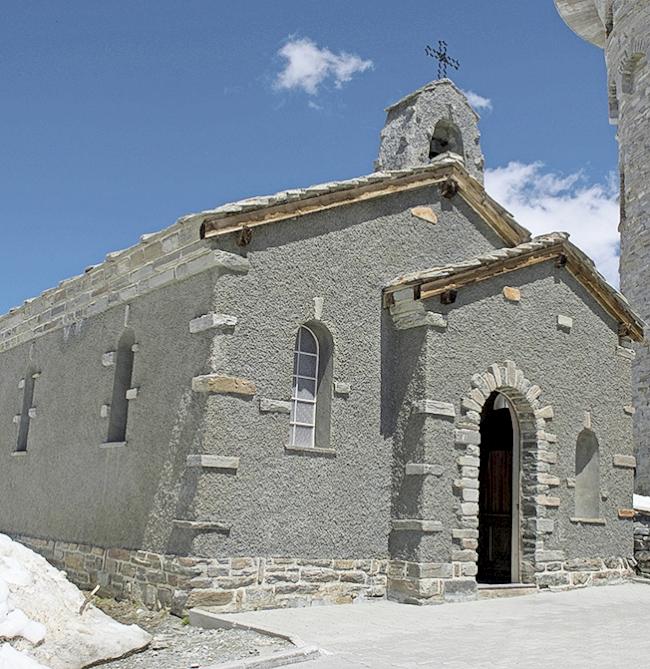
[0,78,642,612]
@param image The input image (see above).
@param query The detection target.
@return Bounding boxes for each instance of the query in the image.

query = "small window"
[288,323,333,449]
[575,429,600,519]
[107,329,136,444]
[622,53,647,95]
[429,119,464,161]
[16,369,37,452]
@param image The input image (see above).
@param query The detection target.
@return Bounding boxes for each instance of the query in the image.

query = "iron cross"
[425,41,460,79]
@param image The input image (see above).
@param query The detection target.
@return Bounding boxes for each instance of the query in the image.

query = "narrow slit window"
[107,330,135,444]
[16,370,37,452]
[575,429,600,519]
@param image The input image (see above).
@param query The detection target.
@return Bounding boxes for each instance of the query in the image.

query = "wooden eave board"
[384,245,644,342]
[199,165,529,249]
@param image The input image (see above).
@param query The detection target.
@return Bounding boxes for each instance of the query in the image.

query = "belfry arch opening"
[429,119,464,161]
[478,391,521,584]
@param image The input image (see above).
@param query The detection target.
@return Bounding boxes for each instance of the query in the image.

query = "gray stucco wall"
[390,260,634,566]
[0,270,214,551]
[178,186,505,560]
[0,184,504,559]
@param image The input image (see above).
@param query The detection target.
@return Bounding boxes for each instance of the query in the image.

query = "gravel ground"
[96,599,290,669]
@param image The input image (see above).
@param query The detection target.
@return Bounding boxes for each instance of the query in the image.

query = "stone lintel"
[102,352,116,367]
[570,517,607,525]
[192,374,256,396]
[535,495,561,508]
[410,206,438,224]
[173,520,231,533]
[391,520,443,533]
[333,381,352,395]
[392,309,448,331]
[613,454,636,469]
[189,313,238,334]
[186,455,240,471]
[405,463,444,477]
[503,286,521,302]
[413,400,455,418]
[259,398,291,414]
[616,345,635,360]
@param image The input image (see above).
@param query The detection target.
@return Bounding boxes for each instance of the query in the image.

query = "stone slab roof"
[383,78,481,119]
[190,155,530,248]
[0,155,531,354]
[384,232,646,342]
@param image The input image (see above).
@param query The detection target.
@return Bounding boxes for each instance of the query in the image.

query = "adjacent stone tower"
[555,0,650,492]
[376,79,485,183]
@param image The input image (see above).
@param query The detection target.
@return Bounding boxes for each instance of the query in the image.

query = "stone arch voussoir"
[453,360,558,584]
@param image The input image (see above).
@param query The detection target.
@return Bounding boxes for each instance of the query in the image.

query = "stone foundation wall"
[387,560,478,604]
[387,557,633,604]
[634,515,650,577]
[15,535,387,615]
[533,557,634,589]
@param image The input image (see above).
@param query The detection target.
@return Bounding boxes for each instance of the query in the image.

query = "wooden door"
[478,407,513,584]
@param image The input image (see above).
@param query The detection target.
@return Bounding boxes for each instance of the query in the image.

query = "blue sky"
[0,1,617,312]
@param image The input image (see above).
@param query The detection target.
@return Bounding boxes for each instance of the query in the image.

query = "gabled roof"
[384,78,480,120]
[384,232,645,342]
[189,155,530,248]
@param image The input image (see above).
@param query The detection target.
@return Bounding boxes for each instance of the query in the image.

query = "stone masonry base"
[634,514,650,578]
[387,558,634,605]
[14,534,635,613]
[14,535,388,615]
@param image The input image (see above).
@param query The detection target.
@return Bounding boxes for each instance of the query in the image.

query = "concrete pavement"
[220,583,650,668]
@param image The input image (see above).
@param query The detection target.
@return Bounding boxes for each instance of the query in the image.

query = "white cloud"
[462,90,493,112]
[275,38,373,95]
[485,162,620,286]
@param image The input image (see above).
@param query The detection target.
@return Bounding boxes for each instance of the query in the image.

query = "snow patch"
[634,494,650,513]
[0,534,151,669]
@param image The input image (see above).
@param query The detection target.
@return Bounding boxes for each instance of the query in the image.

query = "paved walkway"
[222,583,650,668]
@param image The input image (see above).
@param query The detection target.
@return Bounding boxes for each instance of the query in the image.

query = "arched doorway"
[478,392,521,584]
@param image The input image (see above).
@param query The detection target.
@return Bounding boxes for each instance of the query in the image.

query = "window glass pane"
[294,401,315,425]
[296,377,316,401]
[298,353,317,379]
[294,425,314,447]
[299,327,318,354]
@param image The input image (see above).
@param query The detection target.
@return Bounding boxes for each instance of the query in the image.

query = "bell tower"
[376,79,485,183]
[555,0,650,492]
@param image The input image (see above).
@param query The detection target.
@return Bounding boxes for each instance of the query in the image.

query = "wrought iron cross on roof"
[425,41,460,79]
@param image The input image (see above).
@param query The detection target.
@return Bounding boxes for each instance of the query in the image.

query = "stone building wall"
[634,513,650,579]
[0,180,507,575]
[387,260,636,602]
[555,0,650,494]
[607,1,650,494]
[15,535,387,615]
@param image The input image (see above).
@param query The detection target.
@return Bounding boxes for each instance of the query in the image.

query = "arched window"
[429,119,464,161]
[16,368,37,452]
[289,323,333,449]
[575,429,600,519]
[107,329,136,444]
[622,53,647,95]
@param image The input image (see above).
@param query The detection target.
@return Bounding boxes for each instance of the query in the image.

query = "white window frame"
[289,325,319,448]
